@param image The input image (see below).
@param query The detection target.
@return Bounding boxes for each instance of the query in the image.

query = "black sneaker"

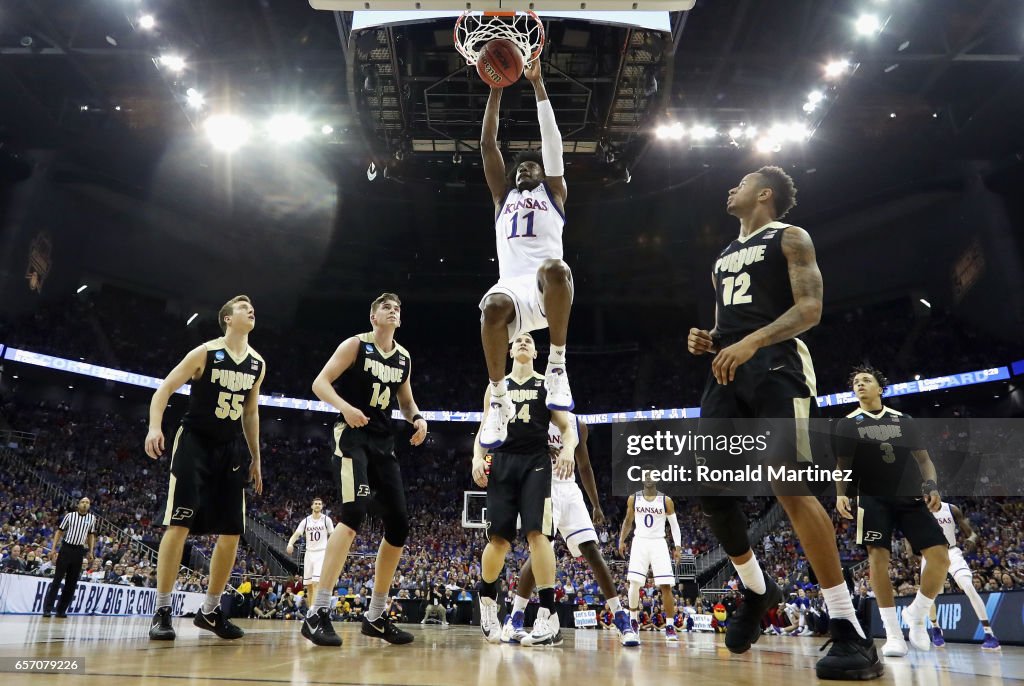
[193,607,245,640]
[302,608,342,647]
[725,571,782,654]
[149,606,175,641]
[55,612,68,619]
[42,612,51,619]
[361,614,414,645]
[815,618,884,681]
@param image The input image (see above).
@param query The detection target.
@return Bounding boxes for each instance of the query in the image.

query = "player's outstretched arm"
[574,421,604,525]
[312,337,368,428]
[524,61,566,207]
[481,88,506,208]
[145,344,207,459]
[951,504,979,552]
[242,362,266,495]
[551,410,578,480]
[286,520,304,555]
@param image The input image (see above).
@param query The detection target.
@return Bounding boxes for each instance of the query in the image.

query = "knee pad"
[698,496,751,558]
[382,511,410,547]
[339,500,368,533]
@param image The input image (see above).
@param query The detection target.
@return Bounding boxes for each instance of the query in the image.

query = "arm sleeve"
[536,99,564,177]
[668,513,682,548]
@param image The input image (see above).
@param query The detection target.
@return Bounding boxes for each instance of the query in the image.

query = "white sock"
[548,345,566,365]
[666,617,675,626]
[512,595,529,614]
[156,592,172,609]
[983,626,994,636]
[607,597,621,613]
[880,606,901,639]
[734,555,767,595]
[314,589,332,612]
[490,379,507,397]
[821,583,865,639]
[201,593,220,615]
[629,609,638,622]
[367,592,388,621]
[908,591,935,616]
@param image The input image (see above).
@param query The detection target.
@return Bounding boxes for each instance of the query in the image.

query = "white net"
[454,11,545,67]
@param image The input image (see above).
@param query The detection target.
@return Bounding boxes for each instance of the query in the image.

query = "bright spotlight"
[743,126,758,140]
[138,14,156,30]
[919,298,931,308]
[656,122,684,141]
[755,137,781,154]
[690,125,717,141]
[728,126,743,139]
[158,54,186,72]
[855,13,881,36]
[321,124,334,135]
[824,59,850,79]
[807,90,824,104]
[185,88,205,109]
[186,313,199,326]
[76,284,88,294]
[802,102,816,113]
[266,114,311,143]
[204,114,252,153]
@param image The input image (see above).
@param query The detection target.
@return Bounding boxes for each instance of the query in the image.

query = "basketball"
[476,38,524,88]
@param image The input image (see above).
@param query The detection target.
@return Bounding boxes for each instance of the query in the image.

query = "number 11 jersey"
[495,183,565,279]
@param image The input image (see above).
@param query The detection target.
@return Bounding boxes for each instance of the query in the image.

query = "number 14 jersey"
[335,332,410,437]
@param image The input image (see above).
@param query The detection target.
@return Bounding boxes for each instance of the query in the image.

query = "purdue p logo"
[357,485,371,497]
[863,530,882,542]
[171,507,194,521]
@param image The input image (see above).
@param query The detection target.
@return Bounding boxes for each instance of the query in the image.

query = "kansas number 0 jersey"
[932,502,957,547]
[181,338,265,444]
[633,492,668,540]
[495,183,565,279]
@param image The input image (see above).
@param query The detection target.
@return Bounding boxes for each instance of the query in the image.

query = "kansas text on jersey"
[495,183,565,279]
[714,221,796,338]
[182,338,265,444]
[633,492,668,539]
[335,333,410,436]
[499,372,551,454]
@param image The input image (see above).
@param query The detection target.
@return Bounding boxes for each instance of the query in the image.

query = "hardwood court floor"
[0,616,1019,685]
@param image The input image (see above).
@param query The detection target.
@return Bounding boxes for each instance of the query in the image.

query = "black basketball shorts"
[485,450,552,544]
[162,426,247,535]
[331,423,407,531]
[855,495,948,554]
[697,337,820,474]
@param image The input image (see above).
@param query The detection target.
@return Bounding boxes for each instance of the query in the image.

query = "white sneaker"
[479,392,515,448]
[882,636,909,657]
[903,605,931,652]
[544,364,574,411]
[521,608,562,647]
[479,597,502,644]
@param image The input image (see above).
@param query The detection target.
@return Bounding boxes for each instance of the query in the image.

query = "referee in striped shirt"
[43,497,97,618]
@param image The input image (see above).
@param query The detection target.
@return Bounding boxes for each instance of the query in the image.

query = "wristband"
[412,414,425,424]
[921,480,938,495]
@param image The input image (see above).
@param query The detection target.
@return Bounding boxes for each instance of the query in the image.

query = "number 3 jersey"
[833,406,925,497]
[335,332,410,437]
[495,183,565,279]
[182,338,265,444]
[713,221,794,338]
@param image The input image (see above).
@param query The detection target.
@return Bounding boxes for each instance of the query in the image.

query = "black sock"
[478,579,499,600]
[538,586,555,612]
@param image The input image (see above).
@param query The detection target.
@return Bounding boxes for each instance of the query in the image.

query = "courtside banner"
[692,613,714,632]
[612,418,1024,497]
[866,591,1024,646]
[573,609,598,627]
[0,573,203,617]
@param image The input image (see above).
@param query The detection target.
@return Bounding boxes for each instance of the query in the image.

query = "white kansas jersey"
[296,514,334,553]
[633,492,668,540]
[932,502,957,547]
[548,414,579,485]
[495,183,564,279]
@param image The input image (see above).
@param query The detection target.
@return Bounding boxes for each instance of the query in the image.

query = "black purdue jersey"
[181,339,265,444]
[834,406,925,496]
[335,333,410,436]
[713,221,796,338]
[499,372,551,455]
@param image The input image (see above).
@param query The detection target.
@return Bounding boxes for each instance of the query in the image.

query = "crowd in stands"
[0,288,1017,415]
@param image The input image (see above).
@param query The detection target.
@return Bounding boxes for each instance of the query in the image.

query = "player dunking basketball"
[686,167,882,680]
[145,295,265,642]
[287,497,334,608]
[472,332,576,646]
[500,411,639,647]
[618,479,681,643]
[478,59,574,450]
[303,293,428,648]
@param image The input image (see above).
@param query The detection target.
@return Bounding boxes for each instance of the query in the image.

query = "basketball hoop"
[454,11,545,69]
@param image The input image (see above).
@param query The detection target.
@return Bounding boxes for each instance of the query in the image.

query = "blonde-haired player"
[287,497,335,607]
[618,477,681,642]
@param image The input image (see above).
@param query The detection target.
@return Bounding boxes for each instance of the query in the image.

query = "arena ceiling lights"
[309,0,695,11]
